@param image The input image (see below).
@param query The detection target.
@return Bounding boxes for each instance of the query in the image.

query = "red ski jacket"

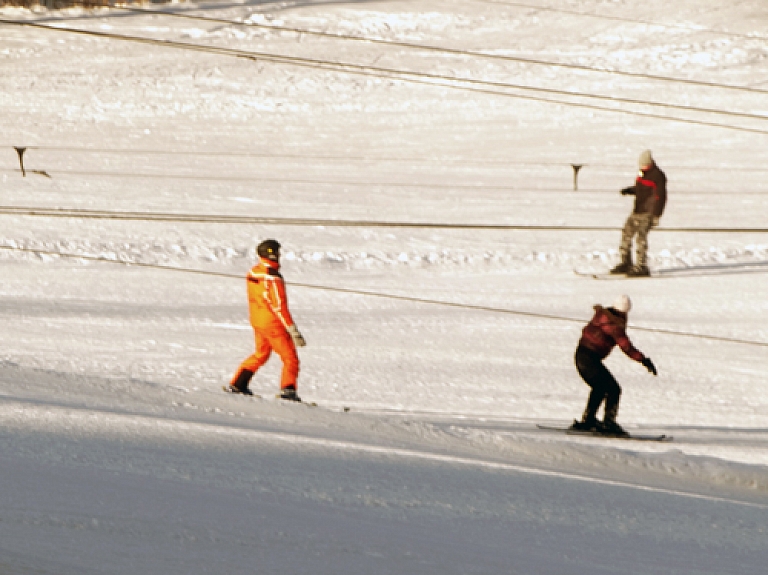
[578,306,645,362]
[246,258,296,331]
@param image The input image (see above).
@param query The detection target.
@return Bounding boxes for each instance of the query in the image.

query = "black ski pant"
[574,346,622,423]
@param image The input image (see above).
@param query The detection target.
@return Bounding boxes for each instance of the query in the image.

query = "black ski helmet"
[257,239,281,261]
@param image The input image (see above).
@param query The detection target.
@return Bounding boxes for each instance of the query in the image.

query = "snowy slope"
[1,1,767,573]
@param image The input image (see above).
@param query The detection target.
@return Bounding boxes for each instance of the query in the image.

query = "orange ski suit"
[230,257,300,391]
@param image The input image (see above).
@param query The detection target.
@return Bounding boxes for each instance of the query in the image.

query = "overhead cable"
[121,6,768,98]
[5,146,768,172]
[1,244,767,349]
[2,19,767,136]
[479,0,767,42]
[2,206,768,233]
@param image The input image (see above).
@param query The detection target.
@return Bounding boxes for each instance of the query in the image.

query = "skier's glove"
[620,186,636,196]
[287,324,306,347]
[641,357,657,376]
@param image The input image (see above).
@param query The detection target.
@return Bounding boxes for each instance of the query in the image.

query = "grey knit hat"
[638,149,653,168]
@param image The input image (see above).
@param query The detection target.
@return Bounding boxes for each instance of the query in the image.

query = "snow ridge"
[2,237,767,271]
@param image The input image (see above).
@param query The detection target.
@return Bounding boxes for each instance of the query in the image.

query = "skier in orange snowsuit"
[228,239,306,401]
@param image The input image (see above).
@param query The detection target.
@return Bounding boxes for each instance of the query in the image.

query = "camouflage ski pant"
[619,212,656,267]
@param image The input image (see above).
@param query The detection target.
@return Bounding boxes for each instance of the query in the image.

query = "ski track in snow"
[3,397,766,510]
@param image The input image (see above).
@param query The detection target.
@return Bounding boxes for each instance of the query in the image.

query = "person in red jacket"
[227,239,307,401]
[610,149,667,277]
[571,295,657,436]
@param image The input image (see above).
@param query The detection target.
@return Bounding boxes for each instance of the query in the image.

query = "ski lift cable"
[2,206,768,232]
[118,5,768,98]
[2,19,767,136]
[3,146,768,172]
[1,244,766,349]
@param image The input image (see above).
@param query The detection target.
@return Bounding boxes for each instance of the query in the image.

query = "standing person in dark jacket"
[610,150,667,277]
[571,295,657,436]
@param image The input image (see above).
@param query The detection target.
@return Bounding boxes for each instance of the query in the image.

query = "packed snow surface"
[1,1,767,573]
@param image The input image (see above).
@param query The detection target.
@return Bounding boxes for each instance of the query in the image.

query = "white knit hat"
[612,294,632,313]
[638,149,653,168]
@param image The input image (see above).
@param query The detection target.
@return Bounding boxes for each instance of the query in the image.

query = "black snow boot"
[610,261,632,275]
[279,387,302,402]
[599,402,628,436]
[598,421,628,437]
[228,369,254,395]
[570,418,599,432]
[626,265,650,277]
[570,402,601,431]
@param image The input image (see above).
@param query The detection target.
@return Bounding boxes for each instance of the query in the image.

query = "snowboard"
[537,424,671,442]
[573,270,652,280]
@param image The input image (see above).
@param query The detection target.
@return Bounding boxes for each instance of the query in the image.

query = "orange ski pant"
[232,325,300,390]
